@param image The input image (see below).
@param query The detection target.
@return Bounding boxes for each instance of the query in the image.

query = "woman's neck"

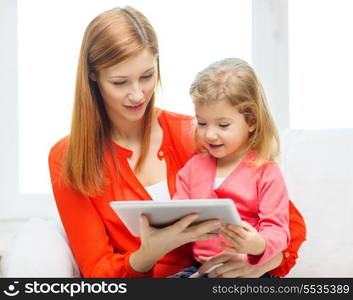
[111,112,159,147]
[112,119,144,145]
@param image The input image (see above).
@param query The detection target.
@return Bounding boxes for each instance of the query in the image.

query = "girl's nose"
[205,129,217,141]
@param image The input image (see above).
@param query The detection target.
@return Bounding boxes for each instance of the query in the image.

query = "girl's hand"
[198,252,283,278]
[220,221,265,256]
[130,213,221,273]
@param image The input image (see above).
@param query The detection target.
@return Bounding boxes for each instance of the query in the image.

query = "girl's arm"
[172,162,192,199]
[204,202,306,277]
[245,163,291,265]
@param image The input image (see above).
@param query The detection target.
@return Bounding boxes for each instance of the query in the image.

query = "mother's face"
[94,49,157,124]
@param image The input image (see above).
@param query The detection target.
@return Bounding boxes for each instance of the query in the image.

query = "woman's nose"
[128,84,144,103]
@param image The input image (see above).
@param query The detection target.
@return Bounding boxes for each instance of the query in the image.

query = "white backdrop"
[17,0,252,195]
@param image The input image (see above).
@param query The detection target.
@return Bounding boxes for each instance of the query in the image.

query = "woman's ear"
[89,72,97,81]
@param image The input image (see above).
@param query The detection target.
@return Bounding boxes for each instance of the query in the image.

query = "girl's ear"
[89,72,97,81]
[247,115,256,132]
[248,124,256,133]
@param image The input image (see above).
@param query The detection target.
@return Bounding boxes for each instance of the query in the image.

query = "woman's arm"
[268,200,306,277]
[49,141,221,277]
[130,214,221,273]
[49,140,156,277]
[199,252,283,278]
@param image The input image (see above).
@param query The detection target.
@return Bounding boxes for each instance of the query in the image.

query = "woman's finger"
[198,254,230,274]
[208,262,241,278]
[139,214,152,235]
[184,218,221,240]
[169,213,199,232]
[207,254,247,278]
[217,270,242,278]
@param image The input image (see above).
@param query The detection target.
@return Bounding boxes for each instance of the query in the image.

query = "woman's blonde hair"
[190,58,280,166]
[64,6,160,196]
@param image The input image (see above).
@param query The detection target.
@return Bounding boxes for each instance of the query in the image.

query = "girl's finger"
[195,232,219,241]
[220,243,238,253]
[241,221,256,232]
[220,232,238,246]
[226,225,247,239]
[220,227,243,242]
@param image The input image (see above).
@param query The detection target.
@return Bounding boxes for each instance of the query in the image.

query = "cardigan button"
[159,150,164,157]
[284,252,290,258]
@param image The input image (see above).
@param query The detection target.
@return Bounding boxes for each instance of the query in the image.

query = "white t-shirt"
[213,177,225,190]
[145,180,171,201]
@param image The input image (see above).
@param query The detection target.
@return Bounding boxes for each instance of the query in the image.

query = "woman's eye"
[113,81,127,85]
[141,73,153,80]
[197,121,206,126]
[219,124,230,128]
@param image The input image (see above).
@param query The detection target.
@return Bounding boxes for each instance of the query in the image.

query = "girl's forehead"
[195,100,241,119]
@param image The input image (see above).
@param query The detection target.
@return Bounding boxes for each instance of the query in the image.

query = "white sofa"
[280,129,353,277]
[1,129,353,277]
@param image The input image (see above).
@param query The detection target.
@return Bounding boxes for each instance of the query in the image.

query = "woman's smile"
[123,102,145,112]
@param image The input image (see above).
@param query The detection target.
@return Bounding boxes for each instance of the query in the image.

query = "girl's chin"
[207,150,226,158]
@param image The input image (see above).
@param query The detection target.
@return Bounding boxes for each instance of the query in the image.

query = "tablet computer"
[109,198,242,236]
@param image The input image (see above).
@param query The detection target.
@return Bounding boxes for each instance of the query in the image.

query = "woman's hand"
[130,213,221,273]
[220,221,265,256]
[198,252,283,278]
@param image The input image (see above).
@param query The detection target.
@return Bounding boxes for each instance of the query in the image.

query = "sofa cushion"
[280,129,353,276]
[0,217,80,277]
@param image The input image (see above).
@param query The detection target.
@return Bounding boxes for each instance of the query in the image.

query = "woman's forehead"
[101,49,157,78]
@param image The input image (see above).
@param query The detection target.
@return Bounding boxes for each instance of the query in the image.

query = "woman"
[49,6,306,278]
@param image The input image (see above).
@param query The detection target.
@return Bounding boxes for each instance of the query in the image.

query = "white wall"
[0,0,59,219]
[0,0,288,219]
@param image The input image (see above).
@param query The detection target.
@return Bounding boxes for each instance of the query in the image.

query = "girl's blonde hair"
[190,58,280,166]
[64,6,160,196]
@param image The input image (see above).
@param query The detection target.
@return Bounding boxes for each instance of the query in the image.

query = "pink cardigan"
[173,152,290,265]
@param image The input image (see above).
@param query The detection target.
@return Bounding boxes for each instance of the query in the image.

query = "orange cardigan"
[49,109,306,278]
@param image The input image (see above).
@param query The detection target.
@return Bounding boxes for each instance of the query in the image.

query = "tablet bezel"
[109,198,242,236]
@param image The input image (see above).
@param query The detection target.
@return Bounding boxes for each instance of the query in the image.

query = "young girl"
[172,58,290,277]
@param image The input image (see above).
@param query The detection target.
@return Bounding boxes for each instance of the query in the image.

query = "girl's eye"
[197,121,207,126]
[219,124,230,128]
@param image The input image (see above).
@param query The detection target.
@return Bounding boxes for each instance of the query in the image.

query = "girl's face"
[195,100,255,162]
[94,49,157,124]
